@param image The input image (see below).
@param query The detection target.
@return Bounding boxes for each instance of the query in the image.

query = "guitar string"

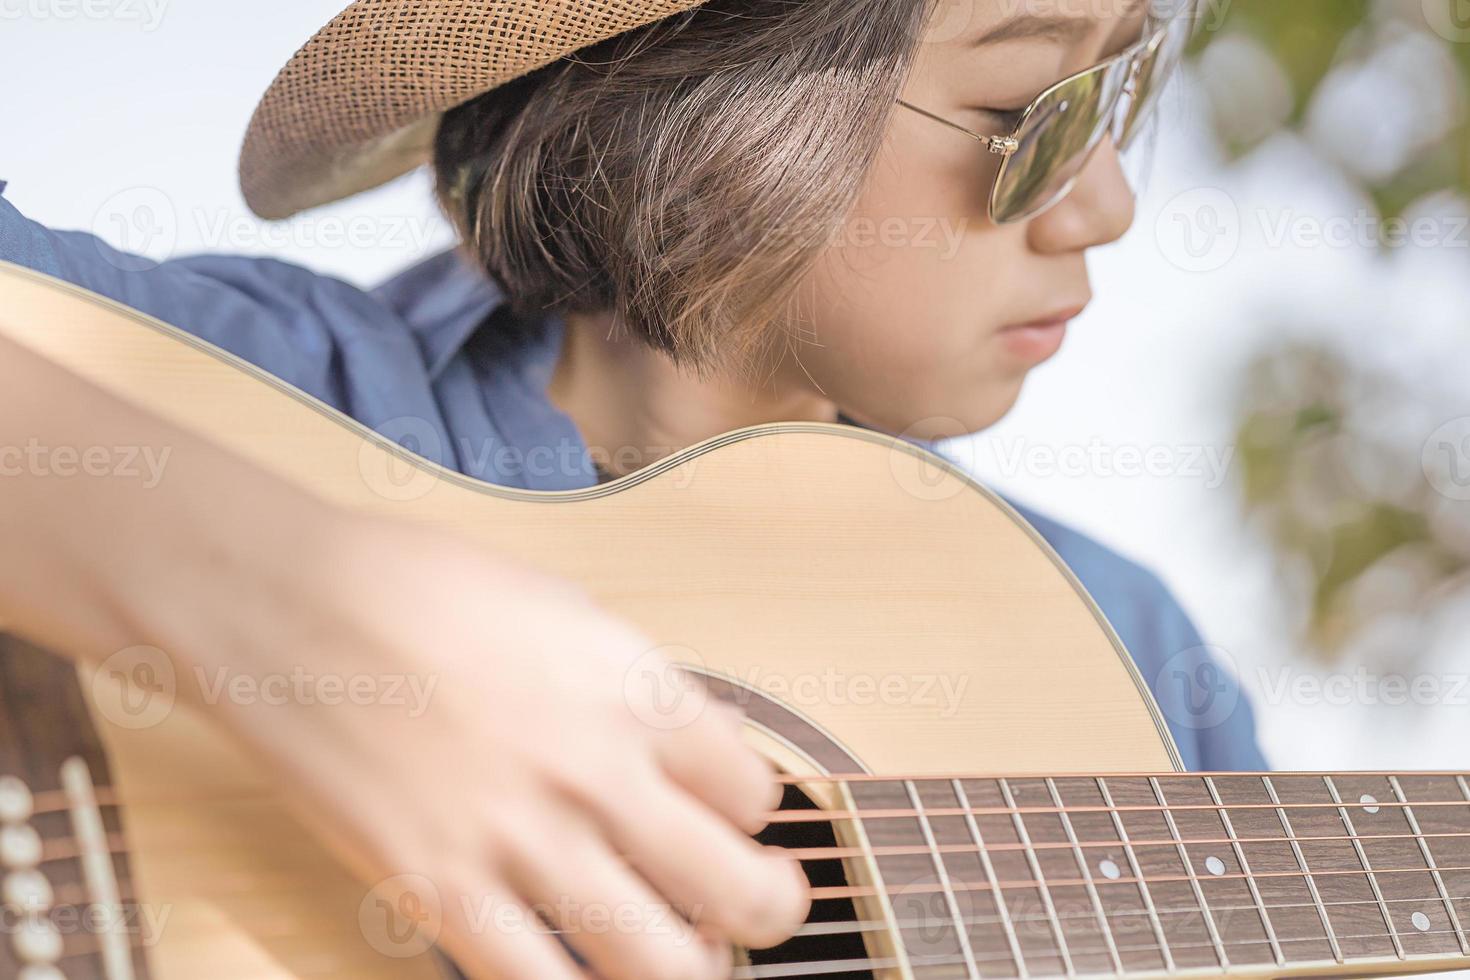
[762,799,1470,823]
[728,925,1470,980]
[781,830,1470,861]
[775,771,1470,783]
[30,836,1470,907]
[732,925,1470,980]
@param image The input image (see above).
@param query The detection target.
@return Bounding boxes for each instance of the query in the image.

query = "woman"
[0,0,1265,976]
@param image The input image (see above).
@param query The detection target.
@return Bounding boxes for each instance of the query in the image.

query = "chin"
[848,379,1026,443]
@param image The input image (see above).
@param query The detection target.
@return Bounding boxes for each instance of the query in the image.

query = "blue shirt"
[0,185,1267,771]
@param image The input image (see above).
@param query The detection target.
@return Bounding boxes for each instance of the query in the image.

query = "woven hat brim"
[239,0,709,220]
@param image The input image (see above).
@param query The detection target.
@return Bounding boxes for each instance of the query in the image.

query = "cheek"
[783,138,1038,433]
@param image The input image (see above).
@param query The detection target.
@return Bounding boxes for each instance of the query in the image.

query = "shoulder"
[1000,494,1270,773]
[0,188,488,435]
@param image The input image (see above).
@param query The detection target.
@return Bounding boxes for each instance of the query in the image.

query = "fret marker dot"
[1098,859,1122,880]
[1205,856,1226,876]
[1412,912,1431,932]
[1360,794,1380,814]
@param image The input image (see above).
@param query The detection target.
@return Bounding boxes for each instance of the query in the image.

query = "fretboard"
[762,772,1470,979]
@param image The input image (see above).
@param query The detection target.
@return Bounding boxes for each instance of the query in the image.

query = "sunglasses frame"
[895,17,1178,224]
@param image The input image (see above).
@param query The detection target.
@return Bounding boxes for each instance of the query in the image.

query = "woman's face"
[788,0,1153,441]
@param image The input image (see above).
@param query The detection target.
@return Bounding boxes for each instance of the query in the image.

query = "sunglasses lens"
[1117,15,1194,150]
[990,57,1134,224]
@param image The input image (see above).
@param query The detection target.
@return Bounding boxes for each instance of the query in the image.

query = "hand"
[185,515,810,980]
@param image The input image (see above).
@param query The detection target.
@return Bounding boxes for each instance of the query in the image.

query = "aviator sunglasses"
[896,7,1196,224]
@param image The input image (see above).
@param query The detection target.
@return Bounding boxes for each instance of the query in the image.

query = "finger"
[436,876,584,980]
[503,826,730,980]
[653,700,783,836]
[600,763,810,950]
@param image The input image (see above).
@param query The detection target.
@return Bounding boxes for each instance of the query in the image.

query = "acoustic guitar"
[2,259,1469,980]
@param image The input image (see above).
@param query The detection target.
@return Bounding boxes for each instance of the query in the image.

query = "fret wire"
[836,778,916,979]
[904,779,981,978]
[1204,775,1284,967]
[1000,777,1076,977]
[61,755,135,980]
[952,778,1029,979]
[1388,774,1470,956]
[1045,778,1124,975]
[1252,776,1339,962]
[1150,776,1229,969]
[1323,774,1405,960]
[1097,776,1176,973]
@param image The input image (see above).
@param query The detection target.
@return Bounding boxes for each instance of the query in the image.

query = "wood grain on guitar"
[3,260,1469,980]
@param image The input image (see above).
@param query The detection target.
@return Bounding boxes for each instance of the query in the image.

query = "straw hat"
[239,0,710,220]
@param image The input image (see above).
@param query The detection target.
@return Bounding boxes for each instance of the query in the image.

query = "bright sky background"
[5,0,1469,778]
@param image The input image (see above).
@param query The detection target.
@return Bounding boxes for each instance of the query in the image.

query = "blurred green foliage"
[1193,0,1469,218]
[1193,1,1470,661]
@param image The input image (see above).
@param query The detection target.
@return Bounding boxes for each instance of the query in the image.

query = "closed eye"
[977,107,1027,132]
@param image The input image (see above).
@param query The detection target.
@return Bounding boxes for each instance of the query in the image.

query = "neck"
[547,310,838,478]
[766,769,1470,978]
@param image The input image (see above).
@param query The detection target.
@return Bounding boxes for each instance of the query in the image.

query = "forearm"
[0,332,347,675]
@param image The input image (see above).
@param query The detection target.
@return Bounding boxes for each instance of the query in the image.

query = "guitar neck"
[772,771,1470,978]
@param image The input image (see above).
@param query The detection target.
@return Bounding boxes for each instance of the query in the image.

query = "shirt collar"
[370,246,505,379]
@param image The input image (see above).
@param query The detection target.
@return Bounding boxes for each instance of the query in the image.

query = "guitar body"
[0,261,1179,978]
[14,262,1463,980]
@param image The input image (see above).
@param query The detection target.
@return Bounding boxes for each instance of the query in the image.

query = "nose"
[1025,137,1136,254]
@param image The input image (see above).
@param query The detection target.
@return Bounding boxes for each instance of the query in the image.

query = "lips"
[996,301,1089,363]
[1002,302,1090,332]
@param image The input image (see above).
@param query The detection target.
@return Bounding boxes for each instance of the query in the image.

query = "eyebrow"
[970,0,1150,47]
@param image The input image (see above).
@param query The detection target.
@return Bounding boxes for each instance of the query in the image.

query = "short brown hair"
[432,0,929,378]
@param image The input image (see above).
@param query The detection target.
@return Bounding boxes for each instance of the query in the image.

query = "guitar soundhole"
[749,783,872,979]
